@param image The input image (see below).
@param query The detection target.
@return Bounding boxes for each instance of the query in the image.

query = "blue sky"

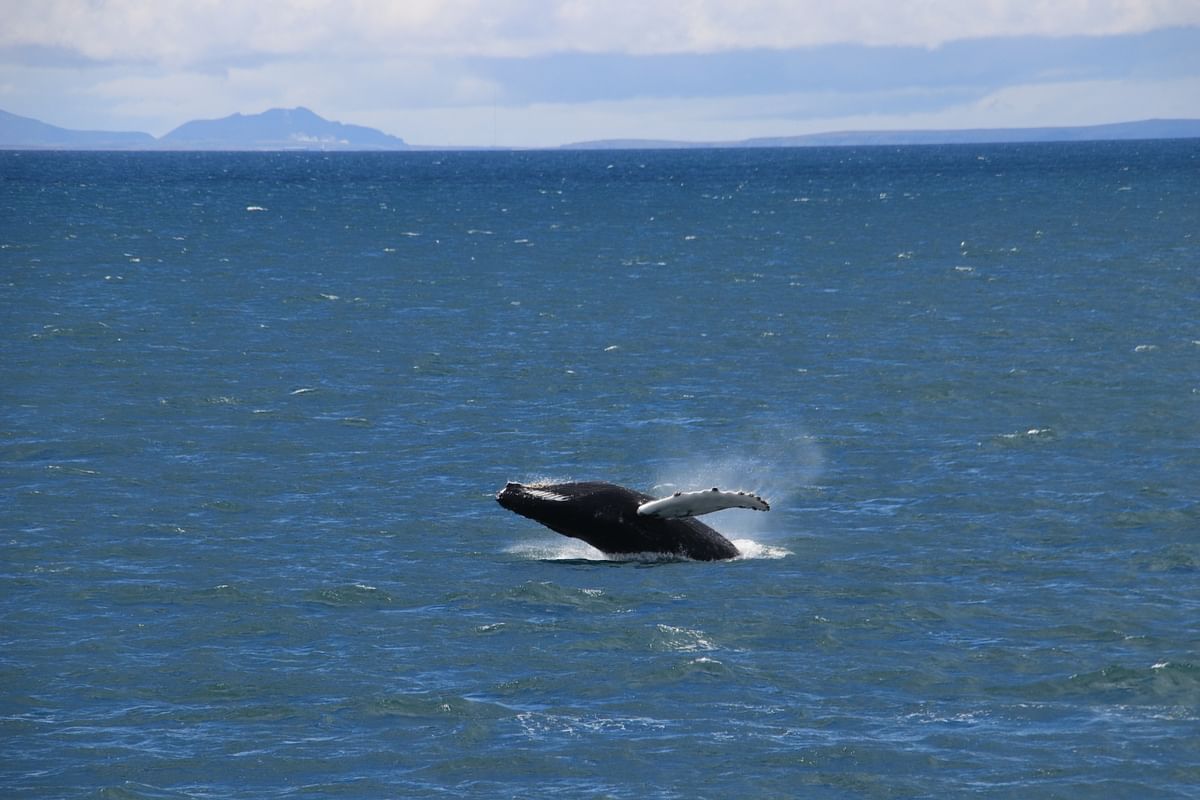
[2,1,1199,146]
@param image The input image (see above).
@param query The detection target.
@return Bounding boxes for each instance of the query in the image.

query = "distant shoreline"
[4,135,1199,154]
[3,106,1199,152]
[558,119,1200,150]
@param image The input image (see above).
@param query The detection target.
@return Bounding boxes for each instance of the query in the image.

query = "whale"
[495,481,769,561]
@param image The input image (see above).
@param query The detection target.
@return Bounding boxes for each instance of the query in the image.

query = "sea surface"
[2,142,1198,798]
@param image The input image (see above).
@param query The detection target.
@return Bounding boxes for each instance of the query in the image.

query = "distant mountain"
[0,107,406,150]
[3,107,1198,151]
[562,119,1200,149]
[0,108,156,149]
[159,106,407,150]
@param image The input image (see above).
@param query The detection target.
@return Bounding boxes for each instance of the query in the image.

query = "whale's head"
[497,480,625,553]
[495,481,575,515]
[495,481,621,535]
[495,481,526,512]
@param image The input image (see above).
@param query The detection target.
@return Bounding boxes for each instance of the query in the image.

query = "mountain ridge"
[3,107,1199,151]
[1,107,408,150]
[0,108,156,149]
[160,106,407,149]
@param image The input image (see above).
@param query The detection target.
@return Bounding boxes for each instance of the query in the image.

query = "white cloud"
[5,0,1200,65]
[358,73,1200,147]
[2,1,1197,145]
[943,74,1200,128]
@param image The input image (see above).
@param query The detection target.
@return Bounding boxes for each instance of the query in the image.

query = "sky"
[2,0,1199,147]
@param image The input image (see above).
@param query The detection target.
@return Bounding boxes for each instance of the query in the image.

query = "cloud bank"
[7,0,1199,61]
[2,1,1198,146]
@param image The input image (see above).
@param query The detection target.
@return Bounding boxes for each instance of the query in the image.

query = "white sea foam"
[997,427,1055,442]
[504,539,609,561]
[505,537,789,562]
[730,540,792,560]
[656,624,716,651]
[517,711,667,739]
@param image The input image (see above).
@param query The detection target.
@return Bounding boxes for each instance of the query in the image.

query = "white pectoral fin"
[636,488,771,518]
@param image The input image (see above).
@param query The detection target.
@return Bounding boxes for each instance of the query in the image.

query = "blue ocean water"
[2,142,1198,798]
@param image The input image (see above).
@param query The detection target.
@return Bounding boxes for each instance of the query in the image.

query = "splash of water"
[648,427,824,539]
[505,538,790,562]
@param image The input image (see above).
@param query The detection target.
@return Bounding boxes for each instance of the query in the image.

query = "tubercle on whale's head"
[496,482,524,509]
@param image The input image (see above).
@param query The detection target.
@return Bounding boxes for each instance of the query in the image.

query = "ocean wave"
[1019,661,1200,709]
[303,583,395,608]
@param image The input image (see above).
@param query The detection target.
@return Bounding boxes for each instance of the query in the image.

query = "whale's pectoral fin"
[636,488,770,518]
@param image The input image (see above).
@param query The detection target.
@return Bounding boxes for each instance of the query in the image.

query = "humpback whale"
[495,481,769,561]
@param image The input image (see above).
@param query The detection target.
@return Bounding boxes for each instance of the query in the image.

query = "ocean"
[2,142,1198,798]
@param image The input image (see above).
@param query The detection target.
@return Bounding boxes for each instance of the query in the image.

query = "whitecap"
[656,624,716,652]
[997,427,1054,442]
[517,710,666,739]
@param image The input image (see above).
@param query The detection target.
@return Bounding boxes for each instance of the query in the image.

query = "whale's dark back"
[496,480,740,561]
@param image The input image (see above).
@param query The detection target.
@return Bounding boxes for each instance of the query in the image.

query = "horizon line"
[2,106,1199,151]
